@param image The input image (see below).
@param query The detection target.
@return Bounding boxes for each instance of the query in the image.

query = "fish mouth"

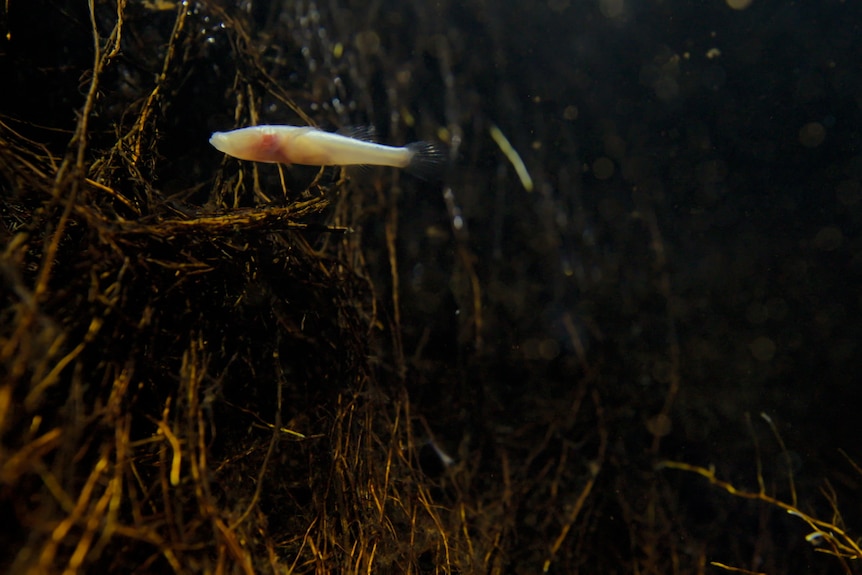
[209,132,231,153]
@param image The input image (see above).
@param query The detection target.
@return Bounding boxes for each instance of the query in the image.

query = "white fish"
[209,125,447,179]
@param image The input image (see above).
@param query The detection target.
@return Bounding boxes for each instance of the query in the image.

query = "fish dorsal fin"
[338,125,378,142]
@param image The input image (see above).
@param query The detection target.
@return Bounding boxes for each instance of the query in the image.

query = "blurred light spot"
[599,0,625,19]
[563,105,579,120]
[641,49,681,101]
[400,106,415,127]
[749,336,776,362]
[355,30,380,55]
[726,0,753,9]
[798,122,826,148]
[425,225,448,241]
[646,414,672,438]
[654,76,679,101]
[592,157,615,180]
[548,0,570,13]
[813,226,843,251]
[521,338,561,361]
[396,69,412,85]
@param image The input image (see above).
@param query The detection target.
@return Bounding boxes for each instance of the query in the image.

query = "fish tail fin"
[405,141,448,180]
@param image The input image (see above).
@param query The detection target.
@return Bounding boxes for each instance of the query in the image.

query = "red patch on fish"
[254,132,287,163]
[259,133,279,151]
